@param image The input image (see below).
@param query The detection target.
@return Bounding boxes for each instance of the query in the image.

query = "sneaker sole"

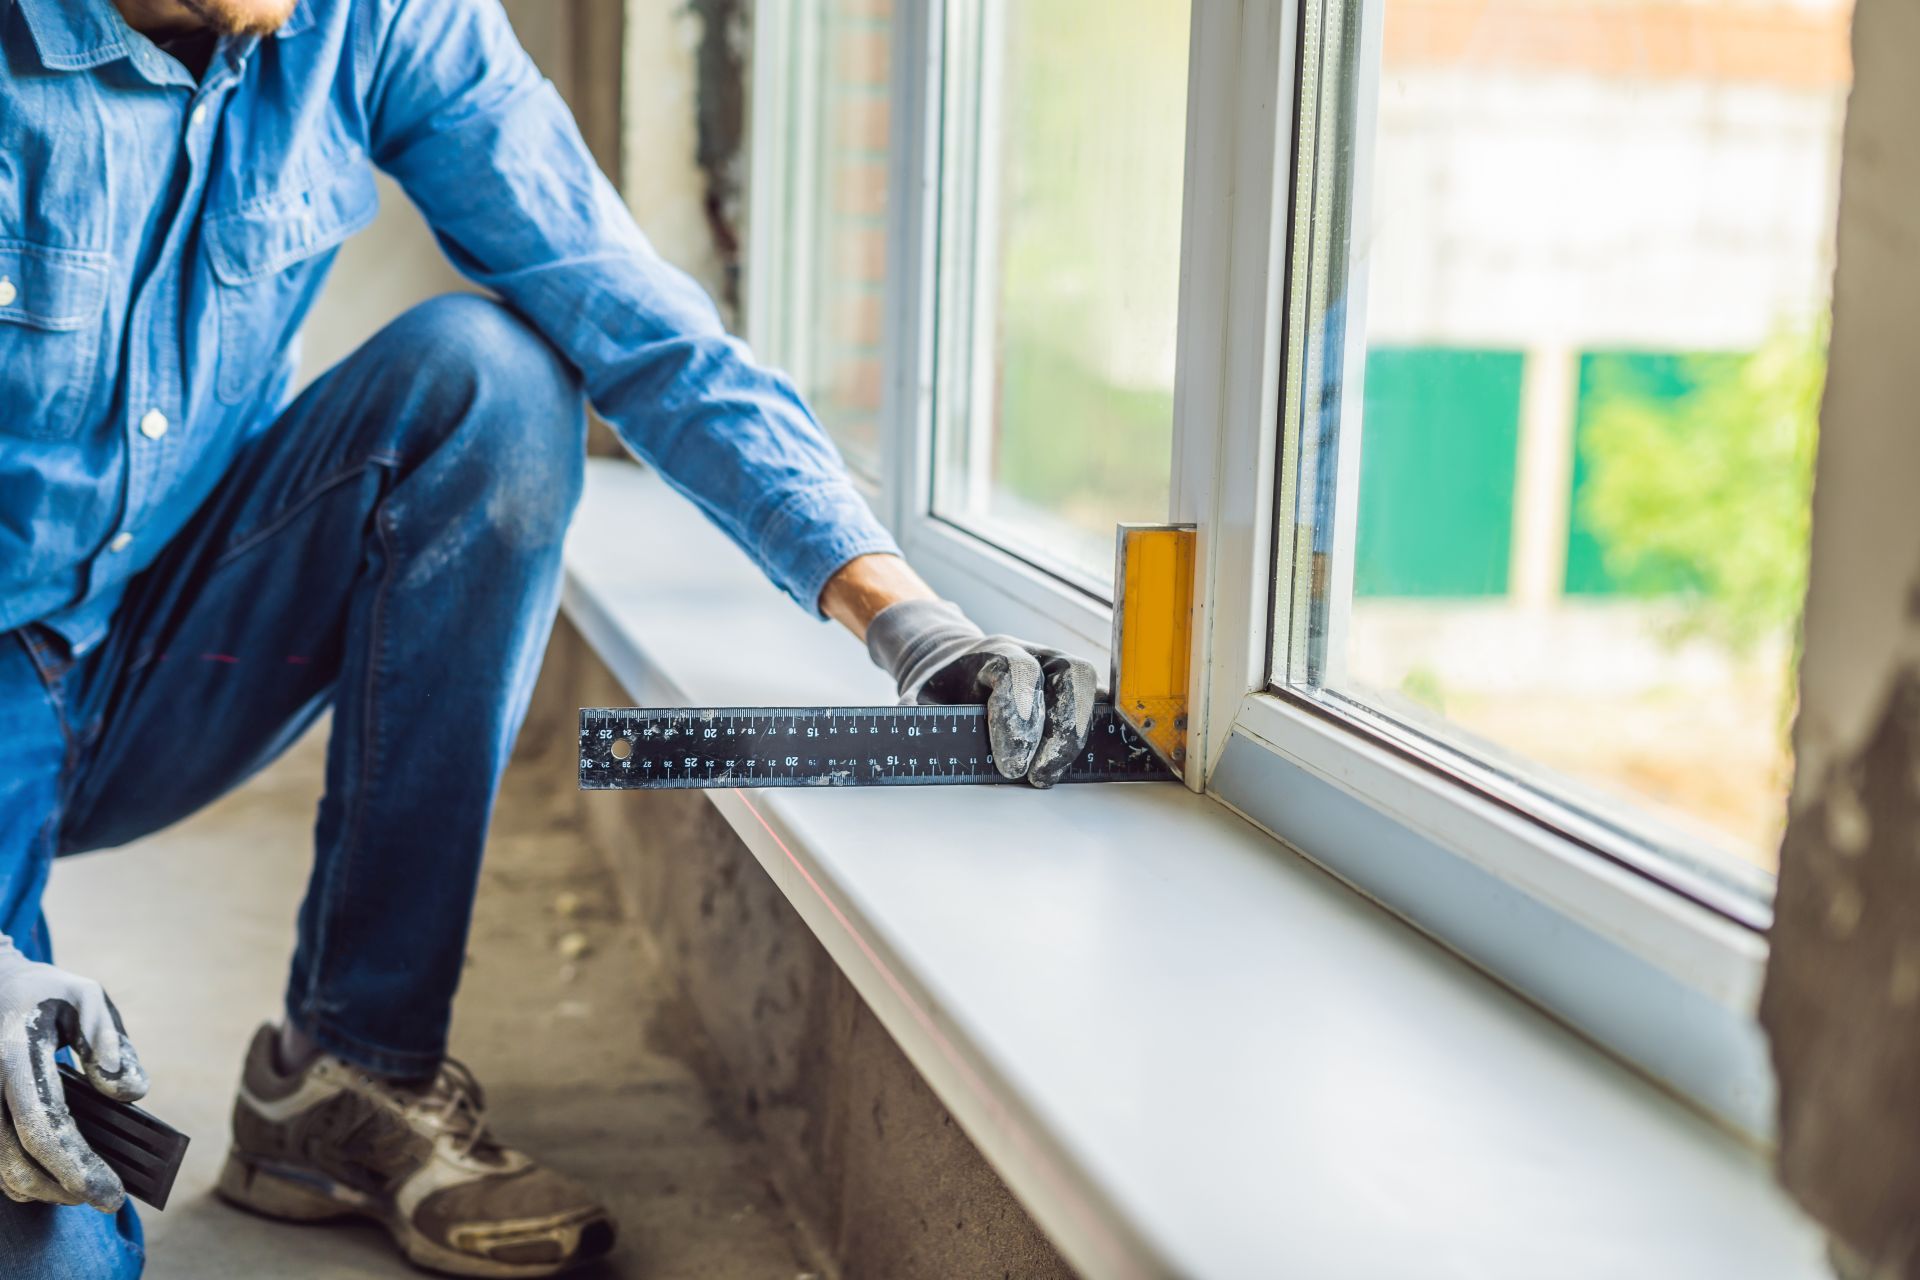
[216,1150,612,1279]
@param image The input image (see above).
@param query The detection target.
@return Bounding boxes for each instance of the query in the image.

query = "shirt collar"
[14,0,130,71]
[14,0,314,73]
[277,0,314,38]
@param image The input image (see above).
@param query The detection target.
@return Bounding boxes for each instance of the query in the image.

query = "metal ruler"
[579,704,1175,790]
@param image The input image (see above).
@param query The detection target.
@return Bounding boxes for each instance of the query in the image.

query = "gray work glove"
[867,599,1098,788]
[0,936,148,1210]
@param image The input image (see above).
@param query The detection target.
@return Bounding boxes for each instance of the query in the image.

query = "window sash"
[1271,0,1376,694]
[1256,0,1778,921]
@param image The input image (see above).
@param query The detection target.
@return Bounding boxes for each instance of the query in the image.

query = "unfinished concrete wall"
[622,0,740,321]
[519,619,1077,1280]
[1757,0,1920,1269]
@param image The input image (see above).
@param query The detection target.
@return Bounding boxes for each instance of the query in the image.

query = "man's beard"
[178,0,298,37]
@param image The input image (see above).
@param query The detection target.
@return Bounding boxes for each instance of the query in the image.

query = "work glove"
[0,936,147,1210]
[866,598,1098,788]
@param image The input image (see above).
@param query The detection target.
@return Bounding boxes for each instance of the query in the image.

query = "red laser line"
[731,789,1143,1279]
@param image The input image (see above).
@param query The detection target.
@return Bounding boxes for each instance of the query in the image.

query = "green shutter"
[1354,347,1525,598]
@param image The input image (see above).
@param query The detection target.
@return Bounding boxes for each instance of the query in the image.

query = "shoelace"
[420,1057,505,1161]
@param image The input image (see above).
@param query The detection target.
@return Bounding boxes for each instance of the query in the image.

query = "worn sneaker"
[216,1024,616,1277]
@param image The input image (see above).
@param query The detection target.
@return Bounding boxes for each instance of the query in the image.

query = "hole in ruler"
[611,737,633,760]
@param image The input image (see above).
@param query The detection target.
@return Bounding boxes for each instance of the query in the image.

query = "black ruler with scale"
[579,704,1175,789]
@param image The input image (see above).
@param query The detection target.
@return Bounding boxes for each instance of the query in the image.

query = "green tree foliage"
[1579,323,1824,650]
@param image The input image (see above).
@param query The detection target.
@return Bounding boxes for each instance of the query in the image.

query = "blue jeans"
[0,295,586,1278]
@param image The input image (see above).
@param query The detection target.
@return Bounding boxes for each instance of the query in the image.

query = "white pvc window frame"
[892,0,1117,663]
[744,0,1775,1141]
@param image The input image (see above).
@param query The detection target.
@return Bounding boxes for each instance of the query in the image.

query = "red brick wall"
[809,0,893,473]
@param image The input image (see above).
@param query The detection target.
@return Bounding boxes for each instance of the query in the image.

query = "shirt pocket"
[203,161,380,406]
[0,242,110,441]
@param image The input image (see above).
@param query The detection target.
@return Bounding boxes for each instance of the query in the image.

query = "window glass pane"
[1275,0,1849,900]
[794,0,893,480]
[932,0,1190,591]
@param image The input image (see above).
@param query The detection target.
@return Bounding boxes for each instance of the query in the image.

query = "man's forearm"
[818,553,939,642]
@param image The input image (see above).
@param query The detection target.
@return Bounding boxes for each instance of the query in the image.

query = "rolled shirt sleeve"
[360,0,899,612]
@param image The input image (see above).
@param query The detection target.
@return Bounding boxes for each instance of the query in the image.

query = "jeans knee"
[394,296,583,417]
[390,295,587,551]
[484,434,585,558]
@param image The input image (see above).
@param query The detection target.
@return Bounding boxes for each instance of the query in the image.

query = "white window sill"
[561,459,1825,1280]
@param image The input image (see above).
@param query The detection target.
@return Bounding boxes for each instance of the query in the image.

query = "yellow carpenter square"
[1111,524,1195,778]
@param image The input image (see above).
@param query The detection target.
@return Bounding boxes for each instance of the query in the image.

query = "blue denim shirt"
[0,0,898,653]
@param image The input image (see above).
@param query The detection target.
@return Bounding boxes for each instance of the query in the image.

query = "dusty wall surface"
[621,0,740,321]
[522,619,1077,1280]
[1758,0,1920,1269]
[685,0,750,314]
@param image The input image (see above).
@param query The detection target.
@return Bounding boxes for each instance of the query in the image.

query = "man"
[0,0,1097,1274]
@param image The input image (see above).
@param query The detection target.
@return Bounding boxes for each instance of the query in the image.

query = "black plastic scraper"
[57,1064,191,1210]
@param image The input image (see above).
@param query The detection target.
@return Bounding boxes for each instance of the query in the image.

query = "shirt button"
[139,409,169,440]
[191,104,208,128]
[0,277,14,308]
[108,533,134,553]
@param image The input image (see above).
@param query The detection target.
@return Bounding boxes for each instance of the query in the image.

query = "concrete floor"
[44,726,820,1279]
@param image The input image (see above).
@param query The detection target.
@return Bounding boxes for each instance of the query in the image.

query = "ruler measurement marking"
[580,704,1173,791]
